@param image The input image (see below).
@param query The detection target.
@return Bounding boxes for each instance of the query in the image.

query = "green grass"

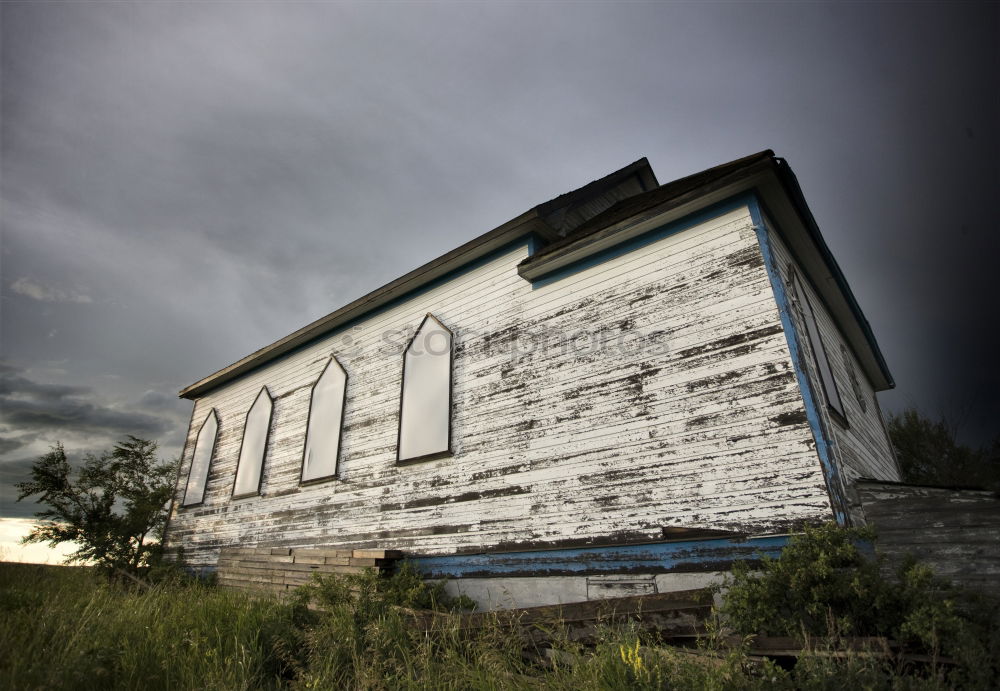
[0,562,762,690]
[0,562,301,690]
[2,555,994,690]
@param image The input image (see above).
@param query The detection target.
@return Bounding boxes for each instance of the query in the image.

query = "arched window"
[301,356,348,483]
[182,409,218,507]
[398,314,453,462]
[233,386,273,497]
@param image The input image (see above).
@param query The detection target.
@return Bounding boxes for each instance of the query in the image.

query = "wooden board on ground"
[408,588,714,644]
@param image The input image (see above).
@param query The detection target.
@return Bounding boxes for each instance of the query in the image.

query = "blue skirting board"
[411,534,790,579]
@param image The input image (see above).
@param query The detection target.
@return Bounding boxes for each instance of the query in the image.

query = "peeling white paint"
[165,207,844,567]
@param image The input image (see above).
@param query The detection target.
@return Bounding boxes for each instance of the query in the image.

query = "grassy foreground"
[1,527,997,691]
[1,561,741,690]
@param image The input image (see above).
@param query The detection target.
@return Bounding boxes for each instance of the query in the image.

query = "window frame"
[840,342,868,414]
[396,313,454,465]
[299,355,349,485]
[231,385,274,499]
[789,268,848,427]
[181,408,219,508]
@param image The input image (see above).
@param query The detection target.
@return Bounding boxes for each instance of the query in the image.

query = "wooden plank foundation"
[216,546,403,595]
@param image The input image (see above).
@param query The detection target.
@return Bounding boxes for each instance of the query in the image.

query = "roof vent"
[533,158,658,238]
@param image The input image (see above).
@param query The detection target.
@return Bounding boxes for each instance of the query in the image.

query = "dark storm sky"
[2,1,998,519]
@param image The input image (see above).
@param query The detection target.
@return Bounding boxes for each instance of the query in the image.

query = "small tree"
[888,407,999,489]
[16,436,179,575]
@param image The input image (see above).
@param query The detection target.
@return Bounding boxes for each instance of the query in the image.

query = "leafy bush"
[720,522,1000,688]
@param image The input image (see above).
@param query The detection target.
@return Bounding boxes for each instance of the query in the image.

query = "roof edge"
[519,155,776,279]
[773,158,895,389]
[180,156,665,399]
[179,209,548,399]
[180,151,894,400]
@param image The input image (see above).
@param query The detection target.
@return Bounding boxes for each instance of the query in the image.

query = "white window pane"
[399,315,452,461]
[183,410,218,506]
[302,357,347,482]
[233,387,272,497]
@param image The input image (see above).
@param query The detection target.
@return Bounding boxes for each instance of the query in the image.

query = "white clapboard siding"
[166,205,835,567]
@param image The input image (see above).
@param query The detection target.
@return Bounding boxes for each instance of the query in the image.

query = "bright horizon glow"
[0,518,80,565]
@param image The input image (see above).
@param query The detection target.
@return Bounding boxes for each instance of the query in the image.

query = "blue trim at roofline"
[410,534,791,579]
[526,169,890,390]
[746,195,848,526]
[775,160,893,388]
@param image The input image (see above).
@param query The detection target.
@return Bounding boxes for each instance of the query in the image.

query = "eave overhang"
[518,155,894,392]
[180,151,893,399]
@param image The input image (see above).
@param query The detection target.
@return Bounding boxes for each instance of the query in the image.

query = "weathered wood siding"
[858,480,1000,598]
[763,219,899,525]
[166,205,833,568]
[216,546,401,595]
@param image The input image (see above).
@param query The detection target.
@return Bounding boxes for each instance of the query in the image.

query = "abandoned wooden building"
[163,151,903,607]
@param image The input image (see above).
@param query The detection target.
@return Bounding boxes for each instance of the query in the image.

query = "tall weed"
[0,562,302,690]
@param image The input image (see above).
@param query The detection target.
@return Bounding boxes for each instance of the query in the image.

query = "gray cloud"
[0,365,171,438]
[0,365,189,518]
[2,396,169,438]
[139,390,175,410]
[0,438,29,455]
[0,366,89,400]
[9,277,92,304]
[0,456,43,519]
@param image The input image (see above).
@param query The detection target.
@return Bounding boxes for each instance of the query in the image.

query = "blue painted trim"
[746,195,848,526]
[526,231,543,257]
[529,196,754,289]
[520,187,849,522]
[410,535,790,578]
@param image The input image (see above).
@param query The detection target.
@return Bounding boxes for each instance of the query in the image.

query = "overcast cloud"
[1,2,997,529]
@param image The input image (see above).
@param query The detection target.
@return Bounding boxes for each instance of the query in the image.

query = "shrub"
[720,522,1000,688]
